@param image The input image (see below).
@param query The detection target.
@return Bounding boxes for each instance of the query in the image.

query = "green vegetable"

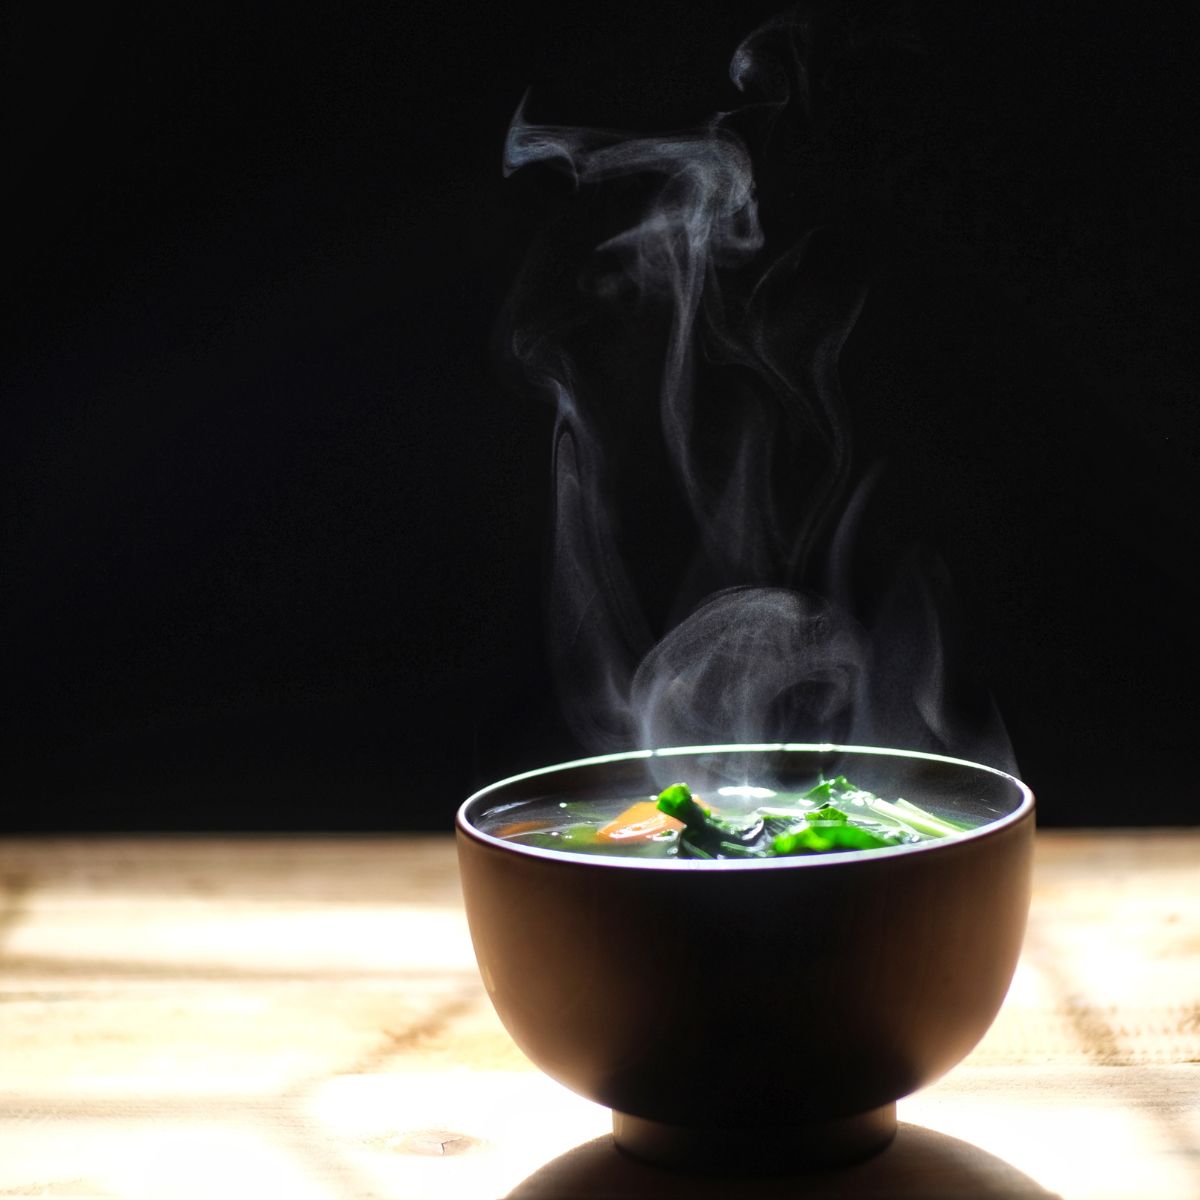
[801,776,855,804]
[866,797,964,839]
[655,782,765,859]
[650,777,965,860]
[519,825,601,850]
[773,822,902,855]
[807,803,849,823]
[895,797,967,833]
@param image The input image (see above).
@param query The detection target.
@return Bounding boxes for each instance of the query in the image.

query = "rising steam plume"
[500,9,1014,773]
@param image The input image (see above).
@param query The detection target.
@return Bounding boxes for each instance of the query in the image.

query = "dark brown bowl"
[456,744,1034,1172]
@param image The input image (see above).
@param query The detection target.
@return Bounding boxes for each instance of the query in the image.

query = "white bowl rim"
[456,742,1035,871]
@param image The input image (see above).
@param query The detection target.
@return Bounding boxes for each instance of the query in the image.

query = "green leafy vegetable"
[655,782,766,858]
[518,825,601,851]
[801,776,855,804]
[653,778,965,860]
[772,822,902,855]
[807,803,849,823]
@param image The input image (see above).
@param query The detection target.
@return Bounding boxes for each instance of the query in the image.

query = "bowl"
[455,743,1034,1172]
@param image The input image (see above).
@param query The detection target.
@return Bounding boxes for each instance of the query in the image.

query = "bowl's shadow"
[507,1122,1060,1199]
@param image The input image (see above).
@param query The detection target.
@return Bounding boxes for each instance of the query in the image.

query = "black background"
[5,2,1197,830]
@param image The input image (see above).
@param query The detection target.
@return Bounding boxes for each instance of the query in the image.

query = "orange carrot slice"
[597,800,685,843]
[494,819,554,838]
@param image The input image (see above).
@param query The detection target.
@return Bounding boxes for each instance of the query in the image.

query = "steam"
[505,97,763,531]
[632,587,865,749]
[502,11,1014,773]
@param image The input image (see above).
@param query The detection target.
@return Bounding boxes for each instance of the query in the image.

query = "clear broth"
[478,781,973,859]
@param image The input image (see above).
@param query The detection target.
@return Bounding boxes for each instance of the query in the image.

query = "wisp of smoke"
[500,8,1015,775]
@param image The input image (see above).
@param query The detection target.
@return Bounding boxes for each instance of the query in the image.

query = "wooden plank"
[0,832,1196,1198]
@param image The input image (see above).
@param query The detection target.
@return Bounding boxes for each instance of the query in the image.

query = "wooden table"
[1,832,1197,1199]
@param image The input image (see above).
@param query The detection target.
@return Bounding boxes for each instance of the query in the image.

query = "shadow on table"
[507,1122,1060,1199]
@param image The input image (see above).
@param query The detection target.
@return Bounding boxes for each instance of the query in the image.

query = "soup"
[481,775,973,860]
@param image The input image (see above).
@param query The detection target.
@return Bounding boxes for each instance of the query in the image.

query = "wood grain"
[0,832,1196,1199]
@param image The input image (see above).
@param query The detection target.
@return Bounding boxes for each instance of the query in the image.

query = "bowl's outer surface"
[456,748,1034,1127]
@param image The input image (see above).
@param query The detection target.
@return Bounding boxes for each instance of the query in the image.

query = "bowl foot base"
[612,1101,897,1173]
